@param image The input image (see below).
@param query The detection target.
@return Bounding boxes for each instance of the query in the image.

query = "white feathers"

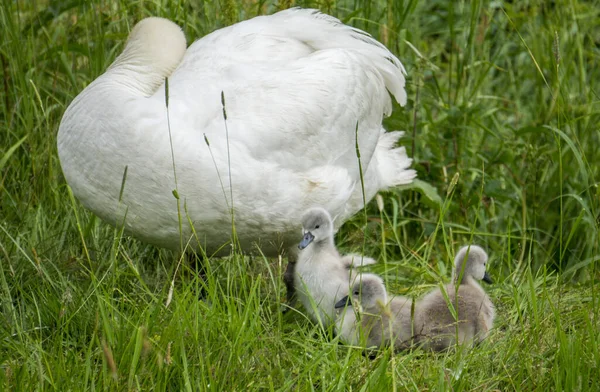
[57,9,415,255]
[109,17,187,96]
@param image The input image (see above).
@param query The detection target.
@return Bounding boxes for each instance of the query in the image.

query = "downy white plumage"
[57,8,415,255]
[294,207,362,327]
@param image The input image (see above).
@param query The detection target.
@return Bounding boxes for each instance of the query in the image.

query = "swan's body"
[335,274,414,350]
[58,9,415,255]
[414,245,495,351]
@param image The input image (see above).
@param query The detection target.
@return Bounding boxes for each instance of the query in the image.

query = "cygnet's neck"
[305,236,337,259]
[454,268,477,285]
[454,275,486,298]
[455,274,475,286]
[365,297,386,314]
[453,261,474,285]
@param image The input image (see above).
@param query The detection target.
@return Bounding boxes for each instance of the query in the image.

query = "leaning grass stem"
[165,77,184,253]
[355,121,368,260]
[221,91,239,253]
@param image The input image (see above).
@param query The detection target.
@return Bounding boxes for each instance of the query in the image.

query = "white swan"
[57,8,415,255]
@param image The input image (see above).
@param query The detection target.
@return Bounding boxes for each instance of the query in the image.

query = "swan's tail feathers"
[340,131,415,222]
[374,131,416,189]
[274,8,407,107]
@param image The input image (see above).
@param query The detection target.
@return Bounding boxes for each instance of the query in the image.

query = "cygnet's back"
[294,207,351,327]
[335,274,414,351]
[414,245,495,351]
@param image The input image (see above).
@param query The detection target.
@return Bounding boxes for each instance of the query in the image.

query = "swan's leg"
[186,250,208,298]
[282,253,297,312]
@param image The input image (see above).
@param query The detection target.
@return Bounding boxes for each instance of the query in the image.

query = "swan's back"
[175,8,406,105]
[58,9,416,254]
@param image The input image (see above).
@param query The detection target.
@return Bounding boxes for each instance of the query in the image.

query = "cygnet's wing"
[341,253,377,269]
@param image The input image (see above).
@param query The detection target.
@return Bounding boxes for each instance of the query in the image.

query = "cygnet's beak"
[482,271,493,284]
[298,231,315,250]
[334,295,352,309]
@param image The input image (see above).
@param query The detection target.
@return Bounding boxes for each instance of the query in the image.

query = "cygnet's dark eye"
[354,290,360,295]
[315,225,320,229]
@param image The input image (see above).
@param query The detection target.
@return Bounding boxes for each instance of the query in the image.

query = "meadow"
[1,0,599,390]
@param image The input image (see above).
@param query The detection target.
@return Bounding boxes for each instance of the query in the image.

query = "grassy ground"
[1,0,599,390]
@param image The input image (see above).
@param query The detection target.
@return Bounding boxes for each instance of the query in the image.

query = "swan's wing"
[165,17,405,182]
[177,8,406,106]
[145,8,413,243]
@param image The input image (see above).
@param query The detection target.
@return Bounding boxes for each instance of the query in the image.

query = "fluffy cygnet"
[334,273,415,350]
[284,251,376,311]
[414,245,495,351]
[293,207,355,327]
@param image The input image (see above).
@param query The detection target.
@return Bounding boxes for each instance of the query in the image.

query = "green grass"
[1,0,599,390]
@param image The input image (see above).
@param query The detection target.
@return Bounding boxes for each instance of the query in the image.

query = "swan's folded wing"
[177,8,406,106]
[166,49,392,182]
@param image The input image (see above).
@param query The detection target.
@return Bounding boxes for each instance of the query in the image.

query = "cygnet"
[283,253,375,311]
[334,273,415,350]
[414,245,495,351]
[293,207,355,327]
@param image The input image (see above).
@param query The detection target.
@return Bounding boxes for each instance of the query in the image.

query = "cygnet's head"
[453,245,492,284]
[334,274,387,311]
[298,207,334,250]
